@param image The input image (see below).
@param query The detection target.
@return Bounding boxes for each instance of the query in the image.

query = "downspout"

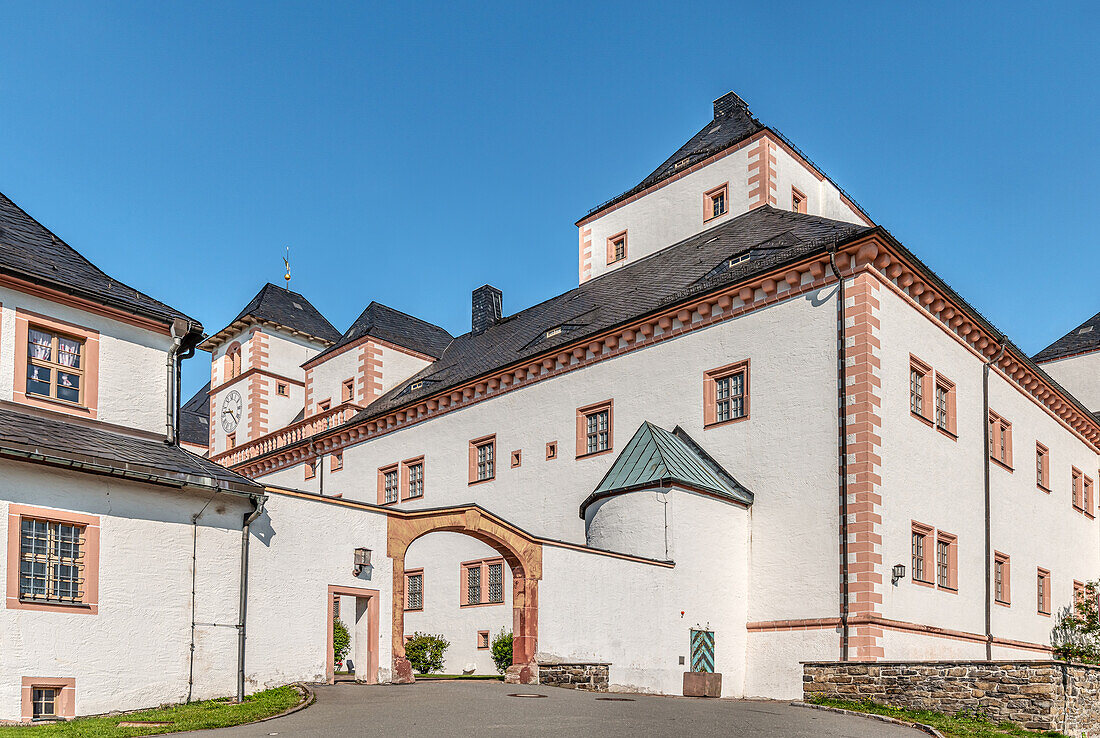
[237,494,266,702]
[166,320,201,446]
[983,338,1006,660]
[829,247,850,661]
[186,492,219,703]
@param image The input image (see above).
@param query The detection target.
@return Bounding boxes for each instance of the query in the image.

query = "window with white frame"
[407,461,423,498]
[912,529,927,582]
[384,468,399,503]
[936,538,950,588]
[715,372,745,423]
[585,408,610,454]
[20,518,85,604]
[31,687,57,720]
[910,367,925,416]
[26,328,84,404]
[476,441,494,481]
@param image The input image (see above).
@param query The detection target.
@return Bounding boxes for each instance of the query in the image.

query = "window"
[469,436,496,484]
[404,570,423,611]
[791,187,807,213]
[511,450,522,468]
[331,452,343,472]
[1073,468,1084,511]
[461,558,506,606]
[1075,580,1085,607]
[226,343,242,379]
[477,630,490,649]
[1037,568,1051,615]
[378,464,399,504]
[994,552,1010,605]
[546,441,557,460]
[26,328,85,405]
[704,183,729,222]
[988,411,1012,469]
[934,373,956,436]
[606,231,628,265]
[936,532,957,591]
[1036,443,1050,491]
[31,687,57,720]
[342,379,355,403]
[276,381,289,397]
[577,400,613,457]
[304,459,317,480]
[911,523,932,583]
[227,433,236,449]
[1086,476,1094,517]
[909,356,931,421]
[704,361,750,427]
[318,399,331,413]
[19,518,85,605]
[402,457,424,499]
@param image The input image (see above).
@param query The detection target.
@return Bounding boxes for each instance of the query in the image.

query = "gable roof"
[309,301,453,365]
[179,382,210,448]
[351,206,868,422]
[577,91,871,227]
[1033,310,1100,363]
[0,191,197,328]
[0,404,259,494]
[580,422,752,514]
[201,283,341,350]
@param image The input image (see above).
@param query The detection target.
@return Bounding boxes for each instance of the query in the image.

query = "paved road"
[197,681,920,737]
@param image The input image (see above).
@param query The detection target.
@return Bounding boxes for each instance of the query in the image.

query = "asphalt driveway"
[197,681,920,737]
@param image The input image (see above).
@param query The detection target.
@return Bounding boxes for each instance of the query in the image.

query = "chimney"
[713,91,751,120]
[471,284,503,335]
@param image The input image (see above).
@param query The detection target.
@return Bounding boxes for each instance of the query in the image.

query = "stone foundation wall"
[538,662,610,692]
[803,660,1100,737]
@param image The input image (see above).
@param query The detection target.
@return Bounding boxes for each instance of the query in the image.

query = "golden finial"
[283,246,291,290]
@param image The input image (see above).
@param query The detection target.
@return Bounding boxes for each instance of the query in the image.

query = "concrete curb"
[790,701,946,737]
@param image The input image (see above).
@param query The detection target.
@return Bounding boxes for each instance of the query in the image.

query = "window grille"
[477,442,494,481]
[27,329,84,404]
[936,539,949,587]
[586,410,610,454]
[1037,449,1045,487]
[910,369,923,415]
[384,469,399,503]
[32,688,56,720]
[613,238,626,262]
[406,573,423,610]
[995,560,1005,602]
[911,531,925,581]
[407,463,423,498]
[1038,571,1048,613]
[488,562,504,603]
[20,518,84,604]
[466,566,481,605]
[715,372,745,423]
[935,384,948,429]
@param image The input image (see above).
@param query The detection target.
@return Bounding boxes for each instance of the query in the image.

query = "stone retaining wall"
[803,660,1100,737]
[538,662,610,692]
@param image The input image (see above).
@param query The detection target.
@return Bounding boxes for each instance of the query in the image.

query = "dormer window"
[410,381,424,391]
[607,231,627,265]
[26,328,84,405]
[704,184,728,222]
[791,187,807,213]
[545,327,562,339]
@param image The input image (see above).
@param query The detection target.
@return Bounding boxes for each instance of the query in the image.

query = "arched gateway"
[388,507,542,684]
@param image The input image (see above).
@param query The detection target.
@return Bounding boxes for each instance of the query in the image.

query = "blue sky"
[1,2,1097,399]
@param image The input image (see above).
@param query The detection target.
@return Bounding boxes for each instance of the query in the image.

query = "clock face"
[221,390,243,433]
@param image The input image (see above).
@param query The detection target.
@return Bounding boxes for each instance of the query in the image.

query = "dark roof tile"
[311,301,453,364]
[205,283,341,347]
[1033,310,1100,363]
[179,382,210,448]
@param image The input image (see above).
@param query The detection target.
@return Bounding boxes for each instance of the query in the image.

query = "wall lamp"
[353,548,372,576]
[891,564,906,585]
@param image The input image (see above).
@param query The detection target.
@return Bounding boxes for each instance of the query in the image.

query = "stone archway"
[388,507,542,684]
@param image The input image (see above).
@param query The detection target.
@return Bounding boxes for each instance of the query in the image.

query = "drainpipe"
[186,492,218,703]
[983,338,1006,661]
[829,247,850,661]
[237,494,266,702]
[166,320,201,446]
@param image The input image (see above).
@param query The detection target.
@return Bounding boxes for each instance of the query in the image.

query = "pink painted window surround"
[791,187,807,213]
[13,309,101,420]
[404,569,423,611]
[461,558,505,607]
[21,677,76,722]
[606,231,627,265]
[933,373,957,437]
[576,400,613,458]
[909,355,933,425]
[1036,443,1051,491]
[468,435,496,485]
[704,360,750,428]
[7,504,100,615]
[378,464,399,505]
[1037,568,1051,615]
[703,183,729,222]
[477,630,490,649]
[911,522,933,585]
[935,531,958,592]
[994,552,1011,606]
[988,411,1013,470]
[401,457,424,500]
[545,441,557,460]
[1085,476,1095,518]
[1073,468,1084,512]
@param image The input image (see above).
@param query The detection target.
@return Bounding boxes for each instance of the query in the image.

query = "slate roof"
[351,206,868,422]
[0,405,259,494]
[179,382,210,448]
[1033,310,1100,363]
[580,422,753,514]
[310,301,453,364]
[0,191,197,327]
[202,283,341,349]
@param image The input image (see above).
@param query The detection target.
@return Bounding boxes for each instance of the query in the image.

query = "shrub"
[490,629,513,675]
[1052,580,1100,663]
[405,632,450,674]
[333,617,351,666]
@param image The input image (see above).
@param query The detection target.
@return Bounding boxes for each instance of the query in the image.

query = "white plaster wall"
[307,346,358,411]
[875,281,1100,652]
[0,285,172,435]
[0,461,250,720]
[261,327,326,380]
[1038,351,1100,412]
[245,492,393,690]
[266,377,305,431]
[378,344,433,395]
[403,532,512,675]
[584,489,672,561]
[583,139,867,283]
[744,629,842,699]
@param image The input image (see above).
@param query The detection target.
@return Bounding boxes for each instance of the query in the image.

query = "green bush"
[1053,580,1100,663]
[405,632,450,674]
[333,617,351,667]
[490,629,513,675]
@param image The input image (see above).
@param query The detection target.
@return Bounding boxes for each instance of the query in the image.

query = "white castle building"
[3,90,1100,721]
